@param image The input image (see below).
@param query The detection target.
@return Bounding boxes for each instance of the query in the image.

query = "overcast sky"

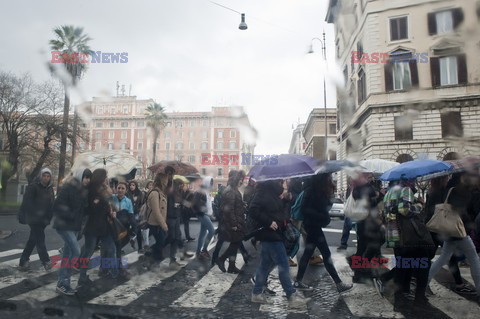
[0,0,338,155]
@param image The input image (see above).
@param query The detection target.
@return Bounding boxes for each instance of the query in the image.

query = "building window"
[95,132,102,139]
[202,168,207,175]
[394,116,413,141]
[218,130,224,138]
[109,131,114,139]
[396,154,414,163]
[166,154,170,160]
[440,56,458,86]
[230,130,236,138]
[110,122,114,128]
[393,62,412,90]
[137,142,143,150]
[218,168,223,177]
[328,150,337,160]
[390,16,408,41]
[203,120,208,127]
[176,142,183,150]
[96,122,103,128]
[217,142,224,149]
[95,142,101,150]
[176,120,184,128]
[137,155,142,162]
[229,141,236,150]
[431,54,467,87]
[177,131,183,139]
[166,121,172,127]
[123,105,128,114]
[121,122,128,128]
[441,112,463,137]
[188,155,195,163]
[428,9,463,35]
[190,120,195,127]
[121,131,127,139]
[138,131,143,139]
[357,68,366,104]
[165,142,170,150]
[329,123,336,135]
[110,106,115,114]
[201,142,208,150]
[137,121,144,127]
[108,143,114,150]
[189,142,195,150]
[189,131,194,138]
[165,131,171,139]
[121,143,126,150]
[202,131,208,139]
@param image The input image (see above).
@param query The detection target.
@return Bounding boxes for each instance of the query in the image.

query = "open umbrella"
[419,156,480,181]
[148,160,198,176]
[359,159,399,174]
[173,175,190,184]
[248,154,318,181]
[70,151,141,177]
[315,160,359,174]
[380,159,453,181]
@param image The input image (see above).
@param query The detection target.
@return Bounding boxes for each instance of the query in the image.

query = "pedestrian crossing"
[0,247,479,318]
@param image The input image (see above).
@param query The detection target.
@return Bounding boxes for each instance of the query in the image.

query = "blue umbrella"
[379,160,453,181]
[247,154,318,181]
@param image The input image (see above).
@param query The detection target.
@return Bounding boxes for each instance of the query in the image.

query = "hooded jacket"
[53,169,90,231]
[127,180,144,215]
[249,180,287,242]
[18,168,54,226]
[219,171,246,242]
[193,176,213,217]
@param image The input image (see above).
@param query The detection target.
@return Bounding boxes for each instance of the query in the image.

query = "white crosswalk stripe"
[0,245,479,318]
[0,249,23,258]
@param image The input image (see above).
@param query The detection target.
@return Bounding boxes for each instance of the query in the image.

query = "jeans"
[340,217,353,247]
[56,230,81,288]
[149,225,166,260]
[394,247,431,298]
[252,241,295,298]
[428,236,480,295]
[297,230,341,284]
[79,234,118,281]
[166,218,183,261]
[197,215,214,254]
[182,212,193,240]
[20,224,50,265]
[141,228,150,247]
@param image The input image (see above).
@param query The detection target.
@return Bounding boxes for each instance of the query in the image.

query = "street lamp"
[307,31,328,160]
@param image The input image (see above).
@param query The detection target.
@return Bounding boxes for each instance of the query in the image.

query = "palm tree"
[145,102,168,165]
[49,25,92,185]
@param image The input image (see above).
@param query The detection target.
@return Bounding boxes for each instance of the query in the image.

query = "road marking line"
[172,253,244,308]
[322,228,356,234]
[0,249,24,258]
[0,249,59,269]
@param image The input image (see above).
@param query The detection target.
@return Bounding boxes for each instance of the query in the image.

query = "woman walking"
[193,177,216,259]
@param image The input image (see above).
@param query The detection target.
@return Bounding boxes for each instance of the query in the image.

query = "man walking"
[18,168,55,271]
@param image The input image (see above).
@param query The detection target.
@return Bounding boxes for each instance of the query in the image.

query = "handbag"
[108,216,129,242]
[283,220,301,243]
[426,187,467,238]
[344,194,369,222]
[397,213,435,248]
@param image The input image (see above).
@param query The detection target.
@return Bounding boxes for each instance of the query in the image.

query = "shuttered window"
[428,8,464,35]
[390,17,408,41]
[441,112,463,137]
[430,54,467,87]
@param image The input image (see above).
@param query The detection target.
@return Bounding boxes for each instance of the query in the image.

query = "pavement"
[0,215,479,319]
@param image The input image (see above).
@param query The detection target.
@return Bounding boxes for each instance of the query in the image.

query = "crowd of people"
[15,163,480,310]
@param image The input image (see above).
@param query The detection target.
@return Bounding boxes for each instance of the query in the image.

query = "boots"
[227,261,241,274]
[216,257,227,272]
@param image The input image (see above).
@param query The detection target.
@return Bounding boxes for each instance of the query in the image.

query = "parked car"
[329,197,345,219]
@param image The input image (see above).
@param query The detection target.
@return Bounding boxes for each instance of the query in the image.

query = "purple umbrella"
[247,154,319,181]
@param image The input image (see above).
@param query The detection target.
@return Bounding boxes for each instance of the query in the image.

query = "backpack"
[138,190,157,229]
[290,191,305,221]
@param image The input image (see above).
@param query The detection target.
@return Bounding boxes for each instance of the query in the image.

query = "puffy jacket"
[83,186,112,237]
[249,180,286,242]
[52,173,88,231]
[219,184,246,243]
[19,178,54,226]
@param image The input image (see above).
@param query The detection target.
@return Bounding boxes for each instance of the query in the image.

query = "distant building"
[288,123,307,155]
[303,108,338,160]
[81,96,256,190]
[326,0,480,194]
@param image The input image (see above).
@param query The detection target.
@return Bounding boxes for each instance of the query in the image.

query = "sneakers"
[251,293,268,304]
[18,260,30,271]
[454,284,477,295]
[227,262,242,274]
[77,276,93,288]
[169,261,184,270]
[288,258,298,267]
[43,260,52,271]
[294,281,313,291]
[216,259,227,273]
[198,251,210,260]
[309,256,323,265]
[183,251,194,258]
[372,278,384,298]
[56,285,76,296]
[337,245,348,251]
[186,237,196,242]
[288,292,311,308]
[336,282,354,293]
[250,277,277,295]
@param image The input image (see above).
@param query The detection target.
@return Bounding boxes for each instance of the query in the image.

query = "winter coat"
[52,174,89,231]
[147,187,168,231]
[83,186,112,237]
[249,180,287,242]
[19,178,54,226]
[193,176,214,217]
[127,182,144,215]
[302,185,332,235]
[219,185,246,243]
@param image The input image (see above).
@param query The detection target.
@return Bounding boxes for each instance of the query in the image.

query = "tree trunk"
[58,86,70,186]
[71,107,78,163]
